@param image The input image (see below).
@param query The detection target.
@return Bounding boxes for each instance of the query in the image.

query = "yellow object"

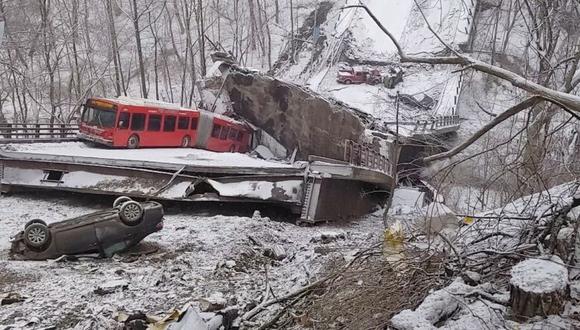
[384,220,404,248]
[463,216,474,225]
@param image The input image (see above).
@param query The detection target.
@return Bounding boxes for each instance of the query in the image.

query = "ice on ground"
[1,142,292,169]
[510,256,569,294]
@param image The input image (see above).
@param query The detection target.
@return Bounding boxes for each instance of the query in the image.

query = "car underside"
[9,197,164,260]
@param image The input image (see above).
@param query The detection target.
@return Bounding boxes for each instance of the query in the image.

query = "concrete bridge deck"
[0,142,392,224]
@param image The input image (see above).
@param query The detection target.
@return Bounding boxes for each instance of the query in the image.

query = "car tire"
[25,219,47,229]
[113,196,133,208]
[119,201,144,225]
[182,136,191,148]
[127,135,140,149]
[344,79,352,84]
[24,223,50,249]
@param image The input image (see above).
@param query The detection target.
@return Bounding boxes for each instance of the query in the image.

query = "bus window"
[178,117,189,130]
[131,113,145,131]
[211,124,221,138]
[118,112,130,129]
[220,127,229,140]
[164,115,176,132]
[148,115,162,131]
[191,118,199,130]
[237,131,244,141]
[228,128,238,140]
[82,105,116,128]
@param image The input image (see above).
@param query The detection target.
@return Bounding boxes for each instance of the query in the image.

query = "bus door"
[114,108,131,146]
[194,112,213,149]
[142,110,164,147]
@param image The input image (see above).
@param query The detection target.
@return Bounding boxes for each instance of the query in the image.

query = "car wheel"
[113,196,133,208]
[24,223,50,249]
[127,135,140,149]
[344,79,352,84]
[119,201,144,225]
[25,219,47,229]
[182,136,191,148]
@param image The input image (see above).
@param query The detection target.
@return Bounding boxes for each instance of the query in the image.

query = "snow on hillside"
[276,0,474,129]
[346,0,414,61]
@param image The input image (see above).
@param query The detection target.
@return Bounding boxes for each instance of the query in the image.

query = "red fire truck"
[336,66,383,85]
[78,97,252,152]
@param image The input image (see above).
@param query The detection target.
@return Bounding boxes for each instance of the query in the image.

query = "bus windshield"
[81,105,116,128]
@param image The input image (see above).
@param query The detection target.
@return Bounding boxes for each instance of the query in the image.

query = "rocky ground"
[0,190,383,329]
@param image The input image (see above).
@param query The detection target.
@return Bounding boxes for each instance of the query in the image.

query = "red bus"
[78,97,252,152]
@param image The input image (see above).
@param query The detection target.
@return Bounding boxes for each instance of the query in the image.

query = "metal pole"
[382,92,400,229]
[395,91,399,146]
[0,160,4,198]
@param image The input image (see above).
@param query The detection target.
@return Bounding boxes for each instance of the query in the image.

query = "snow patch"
[510,256,569,294]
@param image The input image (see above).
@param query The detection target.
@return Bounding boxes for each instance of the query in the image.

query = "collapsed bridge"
[0,59,463,224]
[0,142,392,224]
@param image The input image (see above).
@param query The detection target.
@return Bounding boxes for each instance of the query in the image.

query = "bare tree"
[345,3,580,166]
[129,0,149,98]
[105,0,123,96]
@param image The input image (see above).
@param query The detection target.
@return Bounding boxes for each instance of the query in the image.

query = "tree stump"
[509,256,569,319]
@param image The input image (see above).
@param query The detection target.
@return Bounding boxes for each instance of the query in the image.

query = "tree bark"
[290,0,295,63]
[131,0,147,98]
[196,0,206,77]
[105,0,122,96]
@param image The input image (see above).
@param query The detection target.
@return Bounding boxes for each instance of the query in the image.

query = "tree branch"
[343,4,580,113]
[423,96,543,163]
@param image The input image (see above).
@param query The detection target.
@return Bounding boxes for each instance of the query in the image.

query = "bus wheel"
[127,135,140,149]
[181,136,191,148]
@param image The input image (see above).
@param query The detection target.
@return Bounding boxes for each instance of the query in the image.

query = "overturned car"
[10,197,164,260]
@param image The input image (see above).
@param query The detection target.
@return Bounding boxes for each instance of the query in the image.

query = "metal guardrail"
[0,123,79,143]
[344,140,393,175]
[412,115,460,133]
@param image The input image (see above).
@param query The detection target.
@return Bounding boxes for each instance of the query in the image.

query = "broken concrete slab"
[167,306,208,330]
[224,72,374,161]
[199,292,228,312]
[311,231,347,244]
[94,279,129,295]
[0,292,25,305]
[263,245,287,261]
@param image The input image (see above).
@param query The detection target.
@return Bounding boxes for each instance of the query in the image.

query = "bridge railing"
[344,140,393,175]
[0,123,79,143]
[412,115,460,133]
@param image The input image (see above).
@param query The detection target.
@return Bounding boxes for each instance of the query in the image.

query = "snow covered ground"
[0,191,383,329]
[318,65,453,123]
